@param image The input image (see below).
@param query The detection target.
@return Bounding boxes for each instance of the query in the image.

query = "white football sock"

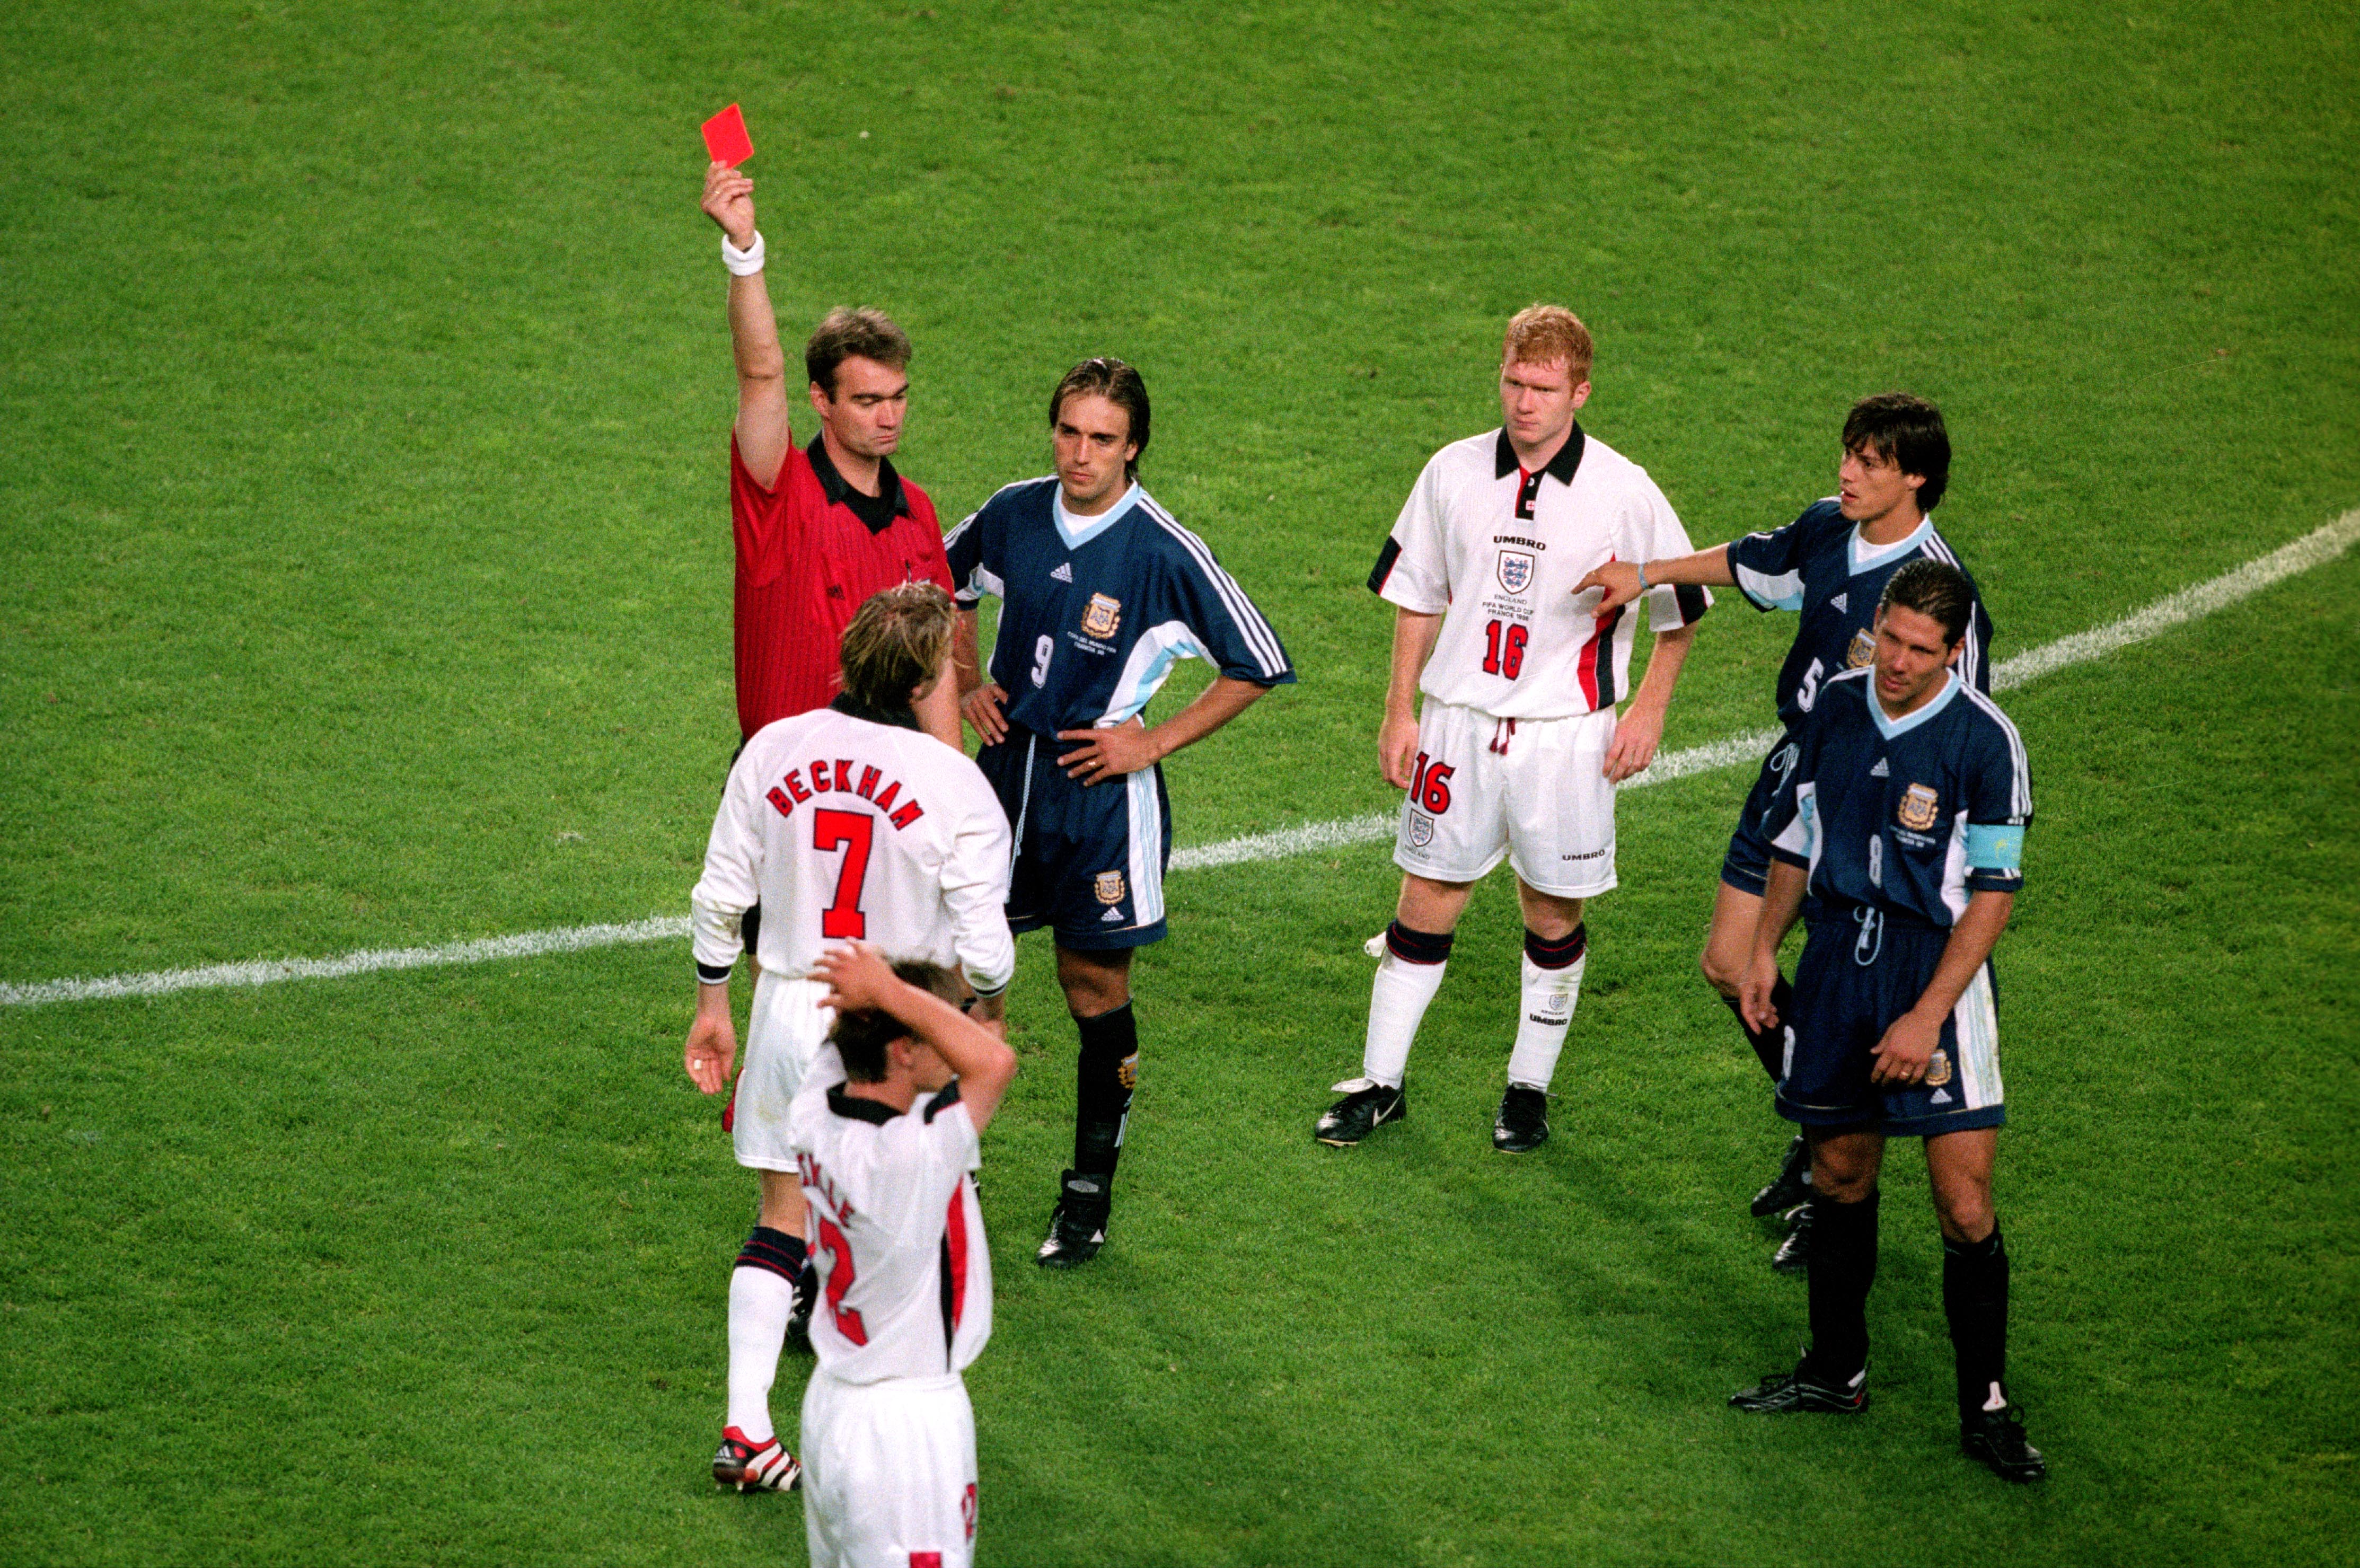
[1505,952,1586,1091]
[726,1265,795,1442]
[1362,950,1449,1087]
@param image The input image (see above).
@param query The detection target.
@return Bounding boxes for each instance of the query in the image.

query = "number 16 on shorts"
[1403,750,1454,848]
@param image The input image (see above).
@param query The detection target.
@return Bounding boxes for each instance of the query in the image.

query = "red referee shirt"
[729,431,955,738]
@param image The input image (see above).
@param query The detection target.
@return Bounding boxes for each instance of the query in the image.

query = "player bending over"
[683,584,1015,1493]
[792,943,1017,1568]
[1578,392,1993,1270]
[946,357,1296,1266]
[1318,305,1706,1153]
[1727,559,2043,1484]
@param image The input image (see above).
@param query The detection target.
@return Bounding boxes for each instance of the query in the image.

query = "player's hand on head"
[700,160,756,245]
[1575,560,1643,613]
[815,940,895,1013]
[961,682,1009,746]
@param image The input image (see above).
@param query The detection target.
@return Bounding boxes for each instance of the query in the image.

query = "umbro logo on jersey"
[1871,758,1890,777]
[1051,561,1073,583]
[1829,592,1849,613]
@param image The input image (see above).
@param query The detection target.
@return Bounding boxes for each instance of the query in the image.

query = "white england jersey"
[790,1081,993,1383]
[691,702,1016,997]
[1369,426,1711,719]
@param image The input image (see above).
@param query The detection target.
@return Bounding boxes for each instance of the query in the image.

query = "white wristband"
[721,230,765,276]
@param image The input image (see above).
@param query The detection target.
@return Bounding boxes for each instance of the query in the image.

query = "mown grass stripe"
[6,509,2350,1010]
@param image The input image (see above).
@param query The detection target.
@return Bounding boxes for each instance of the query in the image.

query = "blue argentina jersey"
[1766,667,2031,927]
[943,477,1295,733]
[1727,500,1994,731]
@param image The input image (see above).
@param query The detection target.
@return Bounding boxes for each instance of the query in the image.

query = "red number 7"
[813,809,875,939]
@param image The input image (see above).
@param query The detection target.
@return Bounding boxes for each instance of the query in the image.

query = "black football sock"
[1073,1002,1139,1178]
[1720,974,1793,1080]
[1943,1222,2011,1420]
[735,1225,806,1283]
[1802,1187,1880,1383]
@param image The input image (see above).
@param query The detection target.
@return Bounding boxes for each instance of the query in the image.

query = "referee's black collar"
[1494,422,1586,485]
[827,1083,903,1125]
[808,432,912,535]
[828,693,922,732]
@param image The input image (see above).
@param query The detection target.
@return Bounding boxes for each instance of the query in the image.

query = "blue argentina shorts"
[1777,903,2006,1138]
[975,721,1169,952]
[1720,733,1803,897]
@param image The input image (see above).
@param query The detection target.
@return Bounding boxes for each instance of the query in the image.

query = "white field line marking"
[6,510,2352,1010]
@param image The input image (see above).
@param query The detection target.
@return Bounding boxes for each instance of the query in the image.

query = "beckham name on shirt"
[764,756,926,831]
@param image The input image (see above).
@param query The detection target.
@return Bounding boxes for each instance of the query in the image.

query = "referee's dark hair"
[1879,558,1975,647]
[806,306,912,398]
[1843,392,1951,513]
[831,959,969,1082]
[1050,357,1150,479]
[838,582,956,712]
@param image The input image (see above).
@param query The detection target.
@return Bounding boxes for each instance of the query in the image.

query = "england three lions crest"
[1897,783,1942,831]
[1081,593,1122,639]
[1496,550,1535,595]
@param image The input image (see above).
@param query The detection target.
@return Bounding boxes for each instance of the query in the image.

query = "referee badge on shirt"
[1081,593,1122,639]
[1496,550,1536,594]
[1845,628,1876,668]
[1924,1049,1953,1088]
[1094,870,1127,905]
[1898,783,1942,832]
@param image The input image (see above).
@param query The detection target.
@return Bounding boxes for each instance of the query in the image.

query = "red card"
[702,103,753,166]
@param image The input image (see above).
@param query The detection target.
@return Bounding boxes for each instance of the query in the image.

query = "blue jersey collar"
[1870,667,1961,739]
[1849,514,1933,576]
[1054,481,1142,551]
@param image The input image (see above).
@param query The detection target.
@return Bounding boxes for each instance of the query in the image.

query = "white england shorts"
[1393,701,1620,898]
[731,973,833,1172]
[802,1369,980,1568]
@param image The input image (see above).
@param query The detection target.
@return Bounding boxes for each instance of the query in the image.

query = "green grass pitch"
[3,1,2356,1563]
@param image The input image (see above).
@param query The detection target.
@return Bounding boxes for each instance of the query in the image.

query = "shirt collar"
[1494,422,1587,484]
[807,433,911,527]
[1870,668,1962,740]
[1849,515,1934,576]
[826,1082,901,1124]
[828,693,921,732]
[1052,479,1142,552]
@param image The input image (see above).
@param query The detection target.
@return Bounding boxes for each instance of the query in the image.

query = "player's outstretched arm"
[1603,623,1697,782]
[700,159,794,489]
[1055,675,1270,783]
[1869,890,2014,1087]
[1577,547,1738,615]
[1740,858,1809,1033]
[816,942,1020,1130]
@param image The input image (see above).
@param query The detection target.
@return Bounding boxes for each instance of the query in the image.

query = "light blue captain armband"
[1963,822,2024,871]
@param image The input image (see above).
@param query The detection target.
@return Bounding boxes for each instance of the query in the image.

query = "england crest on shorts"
[1081,593,1122,639]
[1898,783,1941,831]
[1404,808,1435,849]
[1094,869,1126,904]
[1496,550,1535,595]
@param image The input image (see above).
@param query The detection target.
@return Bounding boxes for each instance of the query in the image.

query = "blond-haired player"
[1319,305,1709,1152]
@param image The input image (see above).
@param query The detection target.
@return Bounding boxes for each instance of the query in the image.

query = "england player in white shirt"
[683,583,1015,1495]
[1319,305,1710,1152]
[792,941,1017,1568]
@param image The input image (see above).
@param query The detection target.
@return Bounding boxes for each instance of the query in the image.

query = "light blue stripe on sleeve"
[1963,822,2024,870]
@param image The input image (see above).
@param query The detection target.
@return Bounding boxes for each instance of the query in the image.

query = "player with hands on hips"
[945,357,1295,1267]
[1723,559,2044,1485]
[1573,393,1993,1270]
[684,583,1013,1497]
[791,943,1016,1568]
[1321,304,1708,1155]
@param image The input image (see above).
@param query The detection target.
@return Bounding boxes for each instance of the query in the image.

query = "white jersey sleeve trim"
[1100,620,1212,724]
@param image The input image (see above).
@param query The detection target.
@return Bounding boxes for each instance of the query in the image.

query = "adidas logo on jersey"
[1099,906,1124,922]
[1830,592,1848,613]
[1051,561,1074,583]
[1871,758,1890,777]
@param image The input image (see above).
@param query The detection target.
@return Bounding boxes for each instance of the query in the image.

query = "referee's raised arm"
[700,158,794,488]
